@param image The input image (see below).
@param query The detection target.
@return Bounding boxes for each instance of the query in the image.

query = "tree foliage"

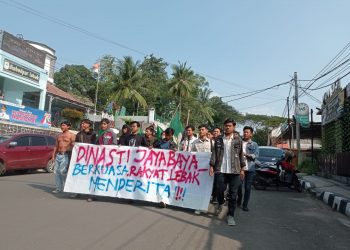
[54,65,96,102]
[54,55,285,130]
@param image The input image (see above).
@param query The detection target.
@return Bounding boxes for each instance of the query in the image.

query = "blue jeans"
[216,173,241,217]
[54,153,69,191]
[237,171,255,208]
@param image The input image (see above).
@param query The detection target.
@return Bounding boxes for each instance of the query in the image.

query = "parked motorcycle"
[253,162,302,192]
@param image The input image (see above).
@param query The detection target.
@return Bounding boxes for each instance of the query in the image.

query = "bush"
[61,108,84,129]
[298,160,319,175]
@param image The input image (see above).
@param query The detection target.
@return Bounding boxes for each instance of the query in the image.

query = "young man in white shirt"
[181,125,197,152]
[192,124,213,215]
[210,119,245,226]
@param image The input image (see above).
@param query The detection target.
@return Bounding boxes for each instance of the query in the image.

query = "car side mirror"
[8,141,17,147]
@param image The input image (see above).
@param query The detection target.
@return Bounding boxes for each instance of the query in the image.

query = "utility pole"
[311,108,314,163]
[287,97,291,149]
[294,72,301,166]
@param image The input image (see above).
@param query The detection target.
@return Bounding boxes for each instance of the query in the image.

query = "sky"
[1,0,350,121]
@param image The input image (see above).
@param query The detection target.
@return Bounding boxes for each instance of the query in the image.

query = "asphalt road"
[1,171,349,250]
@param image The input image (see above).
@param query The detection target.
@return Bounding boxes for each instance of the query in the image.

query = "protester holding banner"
[154,127,177,151]
[96,118,117,145]
[75,119,96,144]
[144,126,157,148]
[210,118,245,226]
[180,125,197,151]
[52,121,75,194]
[124,121,147,147]
[117,124,130,145]
[191,124,213,214]
[154,127,178,208]
[71,119,96,199]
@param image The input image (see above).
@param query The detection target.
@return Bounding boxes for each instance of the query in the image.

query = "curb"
[300,180,350,218]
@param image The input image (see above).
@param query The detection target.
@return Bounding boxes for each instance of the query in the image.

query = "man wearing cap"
[52,121,75,193]
[210,118,245,226]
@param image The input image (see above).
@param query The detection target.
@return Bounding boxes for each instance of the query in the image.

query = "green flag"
[169,111,184,144]
[156,126,164,140]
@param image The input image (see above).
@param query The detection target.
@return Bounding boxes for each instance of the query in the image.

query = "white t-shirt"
[220,134,233,173]
[242,140,248,171]
[181,136,197,152]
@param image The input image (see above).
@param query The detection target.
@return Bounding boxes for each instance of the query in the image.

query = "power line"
[238,99,285,111]
[225,80,292,102]
[300,70,350,91]
[302,41,350,91]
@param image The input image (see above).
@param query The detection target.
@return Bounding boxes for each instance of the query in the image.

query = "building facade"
[0,31,54,110]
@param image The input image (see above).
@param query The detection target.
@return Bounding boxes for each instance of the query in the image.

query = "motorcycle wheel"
[253,176,267,190]
[295,180,302,192]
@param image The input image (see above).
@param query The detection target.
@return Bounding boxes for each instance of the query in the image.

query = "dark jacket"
[118,133,129,146]
[210,135,246,174]
[144,135,158,148]
[75,129,97,144]
[125,133,147,147]
[154,139,177,151]
[96,129,117,145]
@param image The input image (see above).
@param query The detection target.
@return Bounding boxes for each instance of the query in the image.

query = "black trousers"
[215,173,241,217]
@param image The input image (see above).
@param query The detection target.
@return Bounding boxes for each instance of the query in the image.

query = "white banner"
[64,144,213,210]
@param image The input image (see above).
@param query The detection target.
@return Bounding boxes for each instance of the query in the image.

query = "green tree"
[54,65,96,101]
[169,62,198,118]
[139,55,172,117]
[109,56,147,113]
[209,96,241,127]
[253,127,269,146]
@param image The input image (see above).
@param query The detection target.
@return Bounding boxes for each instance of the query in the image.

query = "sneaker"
[211,196,218,204]
[159,201,167,208]
[227,216,236,226]
[52,190,61,194]
[242,207,249,212]
[194,210,201,215]
[215,204,223,216]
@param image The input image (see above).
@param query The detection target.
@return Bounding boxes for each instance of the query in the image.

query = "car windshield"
[0,135,12,143]
[259,148,284,159]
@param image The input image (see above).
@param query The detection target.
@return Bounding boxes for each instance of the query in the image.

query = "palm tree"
[109,56,147,113]
[169,62,198,117]
[198,88,215,124]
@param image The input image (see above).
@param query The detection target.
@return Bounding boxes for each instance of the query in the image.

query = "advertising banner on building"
[296,103,310,128]
[0,100,51,127]
[64,144,213,210]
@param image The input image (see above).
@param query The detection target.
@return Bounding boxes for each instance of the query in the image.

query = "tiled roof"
[47,83,94,108]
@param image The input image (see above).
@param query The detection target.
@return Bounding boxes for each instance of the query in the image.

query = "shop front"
[0,31,48,109]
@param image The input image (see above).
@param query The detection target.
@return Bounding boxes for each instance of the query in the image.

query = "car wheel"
[0,162,6,176]
[45,159,55,173]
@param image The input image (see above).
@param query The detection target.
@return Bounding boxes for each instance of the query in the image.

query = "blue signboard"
[0,100,51,128]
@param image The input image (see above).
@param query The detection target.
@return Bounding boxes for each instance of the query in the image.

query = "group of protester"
[51,117,259,226]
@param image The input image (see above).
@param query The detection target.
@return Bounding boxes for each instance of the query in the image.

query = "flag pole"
[93,62,100,130]
[170,103,180,122]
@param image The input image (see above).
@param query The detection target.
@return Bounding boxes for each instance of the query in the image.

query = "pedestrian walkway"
[300,174,350,218]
